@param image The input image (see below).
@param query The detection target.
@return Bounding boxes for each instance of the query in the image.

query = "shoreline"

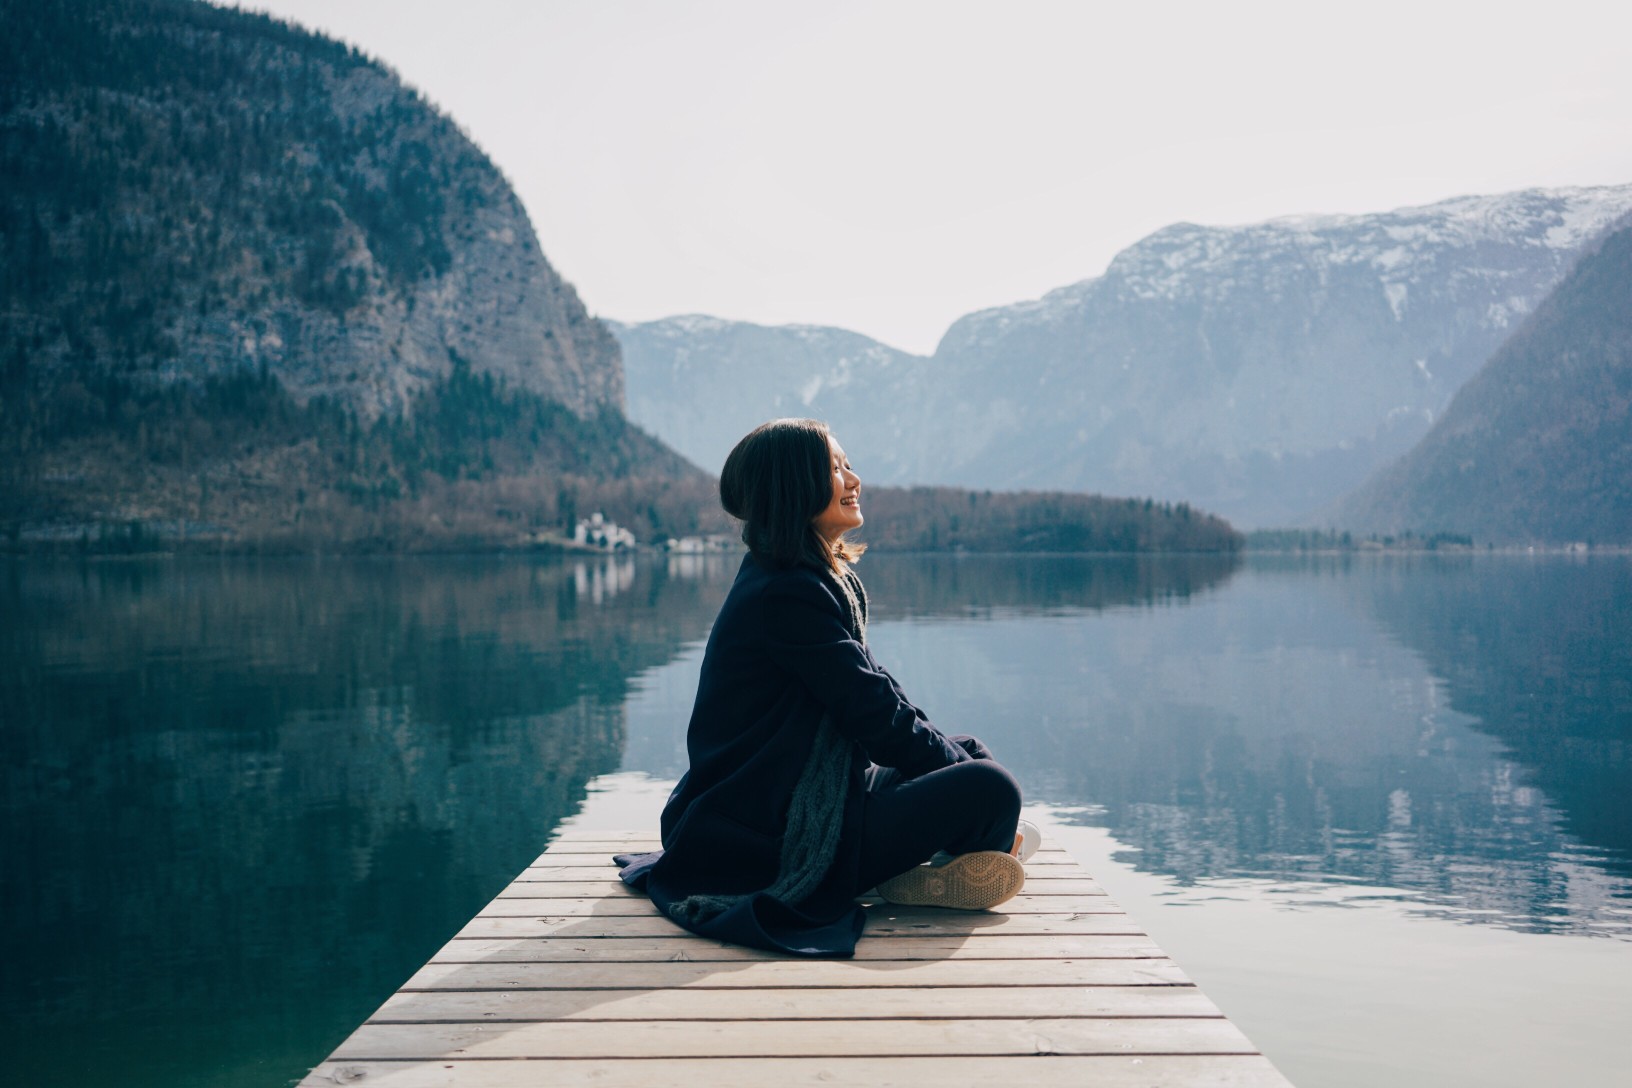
[3,541,1627,560]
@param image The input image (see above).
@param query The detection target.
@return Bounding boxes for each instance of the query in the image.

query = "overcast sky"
[242,0,1632,354]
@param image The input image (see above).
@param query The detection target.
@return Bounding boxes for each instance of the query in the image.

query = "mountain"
[1330,218,1632,544]
[611,316,934,480]
[1,0,714,549]
[614,186,1632,526]
[2,0,621,419]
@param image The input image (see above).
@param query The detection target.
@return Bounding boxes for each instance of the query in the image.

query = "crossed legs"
[852,734,1023,896]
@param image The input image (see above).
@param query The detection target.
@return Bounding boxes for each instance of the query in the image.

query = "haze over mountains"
[611,318,930,486]
[617,186,1632,530]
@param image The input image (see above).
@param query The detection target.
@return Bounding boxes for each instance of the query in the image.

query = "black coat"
[616,553,970,956]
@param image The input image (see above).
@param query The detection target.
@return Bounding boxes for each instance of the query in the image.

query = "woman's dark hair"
[719,418,865,572]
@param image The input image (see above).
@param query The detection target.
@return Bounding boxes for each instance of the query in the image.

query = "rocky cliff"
[1,0,713,550]
[1,0,620,420]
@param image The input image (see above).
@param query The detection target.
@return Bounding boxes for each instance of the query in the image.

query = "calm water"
[3,553,1630,1086]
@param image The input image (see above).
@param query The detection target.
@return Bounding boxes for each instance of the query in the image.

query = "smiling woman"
[615,417,1036,956]
[812,433,864,542]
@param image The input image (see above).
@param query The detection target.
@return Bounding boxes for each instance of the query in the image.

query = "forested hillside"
[859,488,1241,553]
[0,0,716,550]
[1332,219,1632,544]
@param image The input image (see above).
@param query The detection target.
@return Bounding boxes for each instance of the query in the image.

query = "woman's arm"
[760,573,970,779]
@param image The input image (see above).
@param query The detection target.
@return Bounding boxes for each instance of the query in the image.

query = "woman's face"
[811,434,863,543]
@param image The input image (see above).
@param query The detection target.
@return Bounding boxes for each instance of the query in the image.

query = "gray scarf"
[667,566,867,927]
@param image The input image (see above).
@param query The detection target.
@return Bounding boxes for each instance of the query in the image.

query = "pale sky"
[242,0,1632,354]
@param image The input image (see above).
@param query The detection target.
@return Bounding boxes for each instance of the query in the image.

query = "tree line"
[4,353,1245,555]
[857,486,1242,553]
[1,355,724,552]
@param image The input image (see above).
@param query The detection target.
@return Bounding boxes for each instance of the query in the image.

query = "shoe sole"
[875,850,1026,910]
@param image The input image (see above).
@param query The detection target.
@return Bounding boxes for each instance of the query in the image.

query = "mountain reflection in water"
[5,551,1629,1088]
[848,554,1632,940]
[0,555,723,1088]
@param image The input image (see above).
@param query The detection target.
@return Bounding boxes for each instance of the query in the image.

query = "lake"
[3,552,1629,1086]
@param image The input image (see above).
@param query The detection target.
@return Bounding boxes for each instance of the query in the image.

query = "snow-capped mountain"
[615,184,1632,525]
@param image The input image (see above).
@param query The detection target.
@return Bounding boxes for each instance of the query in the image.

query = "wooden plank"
[497,880,641,897]
[303,830,1294,1088]
[522,867,656,887]
[401,958,1190,991]
[537,840,1075,858]
[430,934,1168,963]
[534,850,1081,867]
[537,846,653,853]
[867,893,1118,914]
[302,1054,1291,1087]
[520,863,1095,882]
[541,835,656,848]
[474,893,1125,918]
[540,837,1083,849]
[865,886,1108,902]
[371,985,1218,1023]
[500,877,1109,897]
[331,1016,1254,1060]
[538,845,656,858]
[454,912,1147,940]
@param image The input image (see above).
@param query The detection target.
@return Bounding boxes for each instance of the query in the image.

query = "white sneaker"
[1012,818,1042,862]
[875,850,1026,910]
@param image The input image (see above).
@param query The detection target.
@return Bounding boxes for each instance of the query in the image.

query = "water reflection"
[7,551,1629,1088]
[1356,556,1632,869]
[851,555,1632,939]
[0,556,723,1088]
[861,552,1243,619]
[617,553,1246,782]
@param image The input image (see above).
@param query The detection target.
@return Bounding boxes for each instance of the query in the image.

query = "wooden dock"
[301,829,1294,1086]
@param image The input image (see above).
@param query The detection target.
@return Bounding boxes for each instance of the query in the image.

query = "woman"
[615,418,1036,957]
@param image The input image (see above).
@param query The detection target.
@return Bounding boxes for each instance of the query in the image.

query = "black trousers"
[853,734,1023,894]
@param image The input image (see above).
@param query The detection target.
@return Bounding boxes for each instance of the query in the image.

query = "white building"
[573,512,637,551]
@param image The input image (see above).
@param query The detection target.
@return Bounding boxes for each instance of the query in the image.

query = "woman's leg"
[853,744,1022,895]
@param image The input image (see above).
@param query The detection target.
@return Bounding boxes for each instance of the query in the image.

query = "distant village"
[572,512,636,551]
[570,512,734,554]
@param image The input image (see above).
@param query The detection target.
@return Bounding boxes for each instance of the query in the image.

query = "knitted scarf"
[667,565,868,927]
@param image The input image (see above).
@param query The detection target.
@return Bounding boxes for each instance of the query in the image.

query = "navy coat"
[615,553,971,956]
